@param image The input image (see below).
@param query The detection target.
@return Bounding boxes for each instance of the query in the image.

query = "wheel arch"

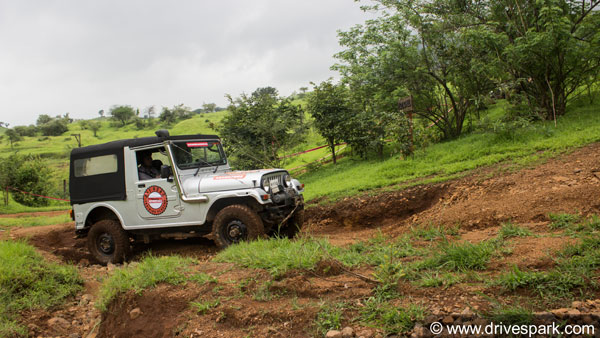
[84,204,124,229]
[205,196,263,224]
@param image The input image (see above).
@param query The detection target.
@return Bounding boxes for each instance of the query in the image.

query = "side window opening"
[136,147,168,181]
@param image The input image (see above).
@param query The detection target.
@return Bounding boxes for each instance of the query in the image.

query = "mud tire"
[212,204,265,249]
[87,219,130,265]
[276,208,305,239]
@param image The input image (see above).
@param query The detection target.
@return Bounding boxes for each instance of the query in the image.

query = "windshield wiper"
[194,158,212,176]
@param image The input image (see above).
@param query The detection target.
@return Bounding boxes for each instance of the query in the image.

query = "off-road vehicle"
[69,130,304,264]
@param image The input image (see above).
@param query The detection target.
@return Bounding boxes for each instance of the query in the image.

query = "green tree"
[36,114,52,126]
[13,125,37,137]
[220,87,307,169]
[109,105,136,126]
[306,80,353,164]
[39,118,68,136]
[334,2,499,140]
[482,0,600,119]
[202,103,217,113]
[89,121,101,137]
[5,129,22,148]
[0,154,51,206]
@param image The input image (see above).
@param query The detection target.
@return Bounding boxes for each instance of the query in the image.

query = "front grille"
[262,172,286,190]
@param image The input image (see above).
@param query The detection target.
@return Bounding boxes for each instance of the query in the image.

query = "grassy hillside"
[2,97,600,211]
[298,98,600,202]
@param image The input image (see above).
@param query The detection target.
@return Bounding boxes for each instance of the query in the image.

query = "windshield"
[170,140,226,170]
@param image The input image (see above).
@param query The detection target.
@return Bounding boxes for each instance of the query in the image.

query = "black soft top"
[69,133,219,205]
[70,134,220,158]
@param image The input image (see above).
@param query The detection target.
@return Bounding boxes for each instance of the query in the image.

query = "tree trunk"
[329,137,337,164]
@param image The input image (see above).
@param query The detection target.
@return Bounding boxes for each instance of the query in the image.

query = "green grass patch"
[314,302,345,336]
[421,240,496,271]
[0,240,82,337]
[359,297,424,335]
[410,224,459,241]
[189,273,217,285]
[548,213,580,229]
[486,303,534,325]
[0,214,71,227]
[190,299,220,314]
[415,271,462,288]
[96,255,195,311]
[498,222,532,239]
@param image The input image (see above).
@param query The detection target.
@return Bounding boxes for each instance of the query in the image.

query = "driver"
[138,151,160,180]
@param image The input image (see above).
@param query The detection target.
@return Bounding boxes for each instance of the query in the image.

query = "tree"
[159,104,193,124]
[482,0,600,119]
[0,154,51,206]
[98,109,105,118]
[39,118,68,136]
[306,80,353,164]
[109,105,136,126]
[5,129,22,148]
[14,125,37,137]
[89,121,101,137]
[36,114,52,126]
[334,1,500,139]
[202,103,217,113]
[219,87,307,169]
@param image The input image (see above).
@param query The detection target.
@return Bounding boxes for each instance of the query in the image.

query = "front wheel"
[212,205,265,248]
[87,219,130,264]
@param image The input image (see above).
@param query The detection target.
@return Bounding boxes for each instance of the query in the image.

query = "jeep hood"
[181,169,287,194]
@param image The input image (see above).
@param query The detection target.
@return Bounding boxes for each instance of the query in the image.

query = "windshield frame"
[169,139,227,170]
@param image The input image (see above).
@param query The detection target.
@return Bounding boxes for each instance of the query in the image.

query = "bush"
[39,118,68,136]
[0,154,52,206]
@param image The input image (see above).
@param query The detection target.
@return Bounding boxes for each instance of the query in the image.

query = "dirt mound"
[25,224,95,264]
[307,143,600,239]
[98,284,197,338]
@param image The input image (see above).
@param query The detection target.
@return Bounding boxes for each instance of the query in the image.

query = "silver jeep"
[69,130,304,264]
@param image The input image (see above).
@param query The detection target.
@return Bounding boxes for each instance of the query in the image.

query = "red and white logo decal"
[213,174,247,180]
[186,142,209,147]
[143,186,168,215]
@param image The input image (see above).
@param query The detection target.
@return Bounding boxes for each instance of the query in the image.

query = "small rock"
[567,309,580,316]
[129,307,142,319]
[341,327,354,338]
[551,308,569,318]
[461,307,474,316]
[442,315,454,325]
[326,330,343,338]
[47,317,69,329]
[574,168,582,173]
[356,329,373,338]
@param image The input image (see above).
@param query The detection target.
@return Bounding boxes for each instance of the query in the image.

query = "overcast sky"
[0,1,374,126]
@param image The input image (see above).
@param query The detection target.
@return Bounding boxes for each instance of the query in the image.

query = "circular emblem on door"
[143,186,168,215]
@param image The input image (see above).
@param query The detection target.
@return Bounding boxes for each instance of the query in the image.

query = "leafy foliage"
[0,154,52,206]
[219,87,307,169]
[109,105,136,126]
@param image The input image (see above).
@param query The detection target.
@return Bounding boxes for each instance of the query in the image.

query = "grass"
[96,254,196,311]
[298,99,600,202]
[190,299,220,314]
[0,196,70,215]
[358,297,424,335]
[498,222,533,239]
[314,302,345,336]
[548,213,580,229]
[0,240,82,337]
[0,213,71,228]
[420,240,496,271]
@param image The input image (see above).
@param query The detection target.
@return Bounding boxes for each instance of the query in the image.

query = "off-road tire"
[212,204,265,249]
[285,208,305,238]
[87,219,130,264]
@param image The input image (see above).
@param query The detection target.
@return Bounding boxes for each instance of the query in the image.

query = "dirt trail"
[5,143,600,338]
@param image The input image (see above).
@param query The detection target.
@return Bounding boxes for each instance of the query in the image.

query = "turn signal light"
[69,209,74,220]
[261,194,270,200]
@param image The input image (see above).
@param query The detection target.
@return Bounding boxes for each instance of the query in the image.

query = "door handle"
[138,184,146,188]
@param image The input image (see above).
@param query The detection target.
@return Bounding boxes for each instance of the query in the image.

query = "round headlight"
[284,174,292,186]
[262,178,270,192]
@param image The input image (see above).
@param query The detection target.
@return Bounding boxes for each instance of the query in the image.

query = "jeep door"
[134,148,182,219]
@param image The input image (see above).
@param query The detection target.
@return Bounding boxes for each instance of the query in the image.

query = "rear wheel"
[212,205,264,248]
[87,219,130,264]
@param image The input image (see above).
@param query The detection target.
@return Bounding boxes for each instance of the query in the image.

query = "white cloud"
[0,0,373,126]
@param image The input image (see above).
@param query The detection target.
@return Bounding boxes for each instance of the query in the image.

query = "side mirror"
[160,165,173,180]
